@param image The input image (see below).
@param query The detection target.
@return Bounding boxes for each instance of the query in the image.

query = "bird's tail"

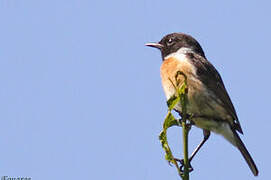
[232,128,259,176]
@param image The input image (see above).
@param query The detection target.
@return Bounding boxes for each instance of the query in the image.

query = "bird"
[146,33,258,176]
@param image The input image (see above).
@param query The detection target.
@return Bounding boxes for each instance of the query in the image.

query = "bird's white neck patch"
[163,47,199,79]
[165,47,195,60]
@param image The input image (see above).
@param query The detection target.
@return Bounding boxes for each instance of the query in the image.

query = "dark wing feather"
[187,53,243,134]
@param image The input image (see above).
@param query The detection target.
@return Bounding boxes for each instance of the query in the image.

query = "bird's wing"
[188,53,243,134]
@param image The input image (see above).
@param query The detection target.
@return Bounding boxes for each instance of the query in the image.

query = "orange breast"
[160,56,196,100]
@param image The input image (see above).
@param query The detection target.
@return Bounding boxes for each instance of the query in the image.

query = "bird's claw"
[174,158,194,173]
[177,119,193,131]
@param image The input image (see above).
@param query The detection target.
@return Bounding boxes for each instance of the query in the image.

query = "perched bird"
[146,33,258,176]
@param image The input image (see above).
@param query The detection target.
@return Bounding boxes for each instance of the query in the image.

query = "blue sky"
[0,0,270,180]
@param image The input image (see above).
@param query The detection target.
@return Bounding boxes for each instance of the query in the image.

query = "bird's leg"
[188,130,210,162]
[175,130,210,173]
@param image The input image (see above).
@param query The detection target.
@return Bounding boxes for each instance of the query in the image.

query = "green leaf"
[159,112,180,164]
[163,112,176,129]
[159,129,174,162]
[167,95,180,111]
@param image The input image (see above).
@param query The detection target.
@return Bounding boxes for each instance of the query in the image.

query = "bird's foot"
[174,158,194,173]
[177,118,194,130]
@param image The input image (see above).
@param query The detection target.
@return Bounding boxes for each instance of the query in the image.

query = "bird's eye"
[167,38,174,46]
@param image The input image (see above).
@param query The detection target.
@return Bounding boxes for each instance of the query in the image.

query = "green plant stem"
[180,73,189,180]
[181,120,189,180]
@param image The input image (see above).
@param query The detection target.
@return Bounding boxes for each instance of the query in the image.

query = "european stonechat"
[146,33,258,176]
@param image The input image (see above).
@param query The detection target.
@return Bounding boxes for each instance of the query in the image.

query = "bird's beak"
[145,42,163,49]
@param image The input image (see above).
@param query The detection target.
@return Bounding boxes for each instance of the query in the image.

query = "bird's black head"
[146,33,205,59]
